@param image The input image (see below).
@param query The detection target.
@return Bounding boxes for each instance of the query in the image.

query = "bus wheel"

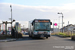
[29,35,32,37]
[46,37,48,39]
[50,35,51,37]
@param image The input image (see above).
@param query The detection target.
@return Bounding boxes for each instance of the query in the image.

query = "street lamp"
[10,5,12,34]
[57,12,63,33]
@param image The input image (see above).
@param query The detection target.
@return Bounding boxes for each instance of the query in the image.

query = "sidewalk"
[0,38,16,42]
[0,35,28,42]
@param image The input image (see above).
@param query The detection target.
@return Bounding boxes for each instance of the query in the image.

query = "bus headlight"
[48,32,51,35]
[34,32,37,35]
[48,32,50,35]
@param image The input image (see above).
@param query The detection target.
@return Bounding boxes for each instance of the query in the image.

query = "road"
[0,35,75,50]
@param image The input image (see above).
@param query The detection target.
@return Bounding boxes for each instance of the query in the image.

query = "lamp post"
[10,5,12,34]
[58,16,60,29]
[57,12,63,33]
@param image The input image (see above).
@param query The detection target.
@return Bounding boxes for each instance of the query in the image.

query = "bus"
[28,19,52,39]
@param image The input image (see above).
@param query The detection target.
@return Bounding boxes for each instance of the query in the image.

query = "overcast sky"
[0,0,75,28]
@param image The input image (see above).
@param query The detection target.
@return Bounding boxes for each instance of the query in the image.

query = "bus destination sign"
[35,20,49,22]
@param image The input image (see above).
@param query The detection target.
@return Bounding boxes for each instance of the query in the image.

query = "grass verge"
[51,32,72,37]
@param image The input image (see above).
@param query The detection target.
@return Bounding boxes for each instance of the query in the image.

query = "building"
[51,28,60,33]
[60,24,75,33]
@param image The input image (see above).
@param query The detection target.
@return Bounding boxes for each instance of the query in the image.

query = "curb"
[54,35,70,38]
[0,39,16,42]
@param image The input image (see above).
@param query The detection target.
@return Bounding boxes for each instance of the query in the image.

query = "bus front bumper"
[33,34,50,37]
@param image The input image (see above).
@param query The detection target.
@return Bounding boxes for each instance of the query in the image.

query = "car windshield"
[35,22,50,31]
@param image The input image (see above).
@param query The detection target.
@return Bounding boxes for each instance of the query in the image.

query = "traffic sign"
[54,23,57,26]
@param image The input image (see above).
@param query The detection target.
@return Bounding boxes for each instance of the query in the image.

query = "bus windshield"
[35,22,50,31]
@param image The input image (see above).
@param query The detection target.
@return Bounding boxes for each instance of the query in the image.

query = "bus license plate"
[41,35,44,37]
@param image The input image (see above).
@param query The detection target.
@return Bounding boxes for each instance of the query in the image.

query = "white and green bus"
[28,19,52,39]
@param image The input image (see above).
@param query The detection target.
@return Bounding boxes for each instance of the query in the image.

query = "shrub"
[0,35,12,39]
[56,32,71,37]
[58,32,66,35]
[73,34,75,36]
[51,32,72,37]
[17,33,22,38]
[71,35,75,40]
[11,31,22,38]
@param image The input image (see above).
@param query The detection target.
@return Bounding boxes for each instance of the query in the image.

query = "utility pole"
[10,5,12,34]
[68,21,69,35]
[68,21,69,25]
[62,14,63,33]
[53,23,54,33]
[0,24,1,32]
[5,21,7,35]
[57,12,64,33]
[53,19,57,33]
[58,16,60,29]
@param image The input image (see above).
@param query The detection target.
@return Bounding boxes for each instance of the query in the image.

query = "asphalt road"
[0,35,75,50]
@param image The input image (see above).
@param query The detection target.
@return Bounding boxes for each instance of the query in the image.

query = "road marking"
[66,38,71,39]
[54,38,58,40]
[51,37,58,40]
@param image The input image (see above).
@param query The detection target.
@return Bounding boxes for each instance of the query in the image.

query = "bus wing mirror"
[50,22,52,25]
[32,23,33,26]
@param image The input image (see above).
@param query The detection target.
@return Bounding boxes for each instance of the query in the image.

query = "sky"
[1,0,75,6]
[0,0,75,28]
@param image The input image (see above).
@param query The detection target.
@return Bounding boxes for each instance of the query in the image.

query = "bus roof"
[31,19,51,24]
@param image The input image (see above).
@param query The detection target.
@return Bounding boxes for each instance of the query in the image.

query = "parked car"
[0,30,11,35]
[0,30,6,35]
[0,30,3,35]
[7,31,11,35]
